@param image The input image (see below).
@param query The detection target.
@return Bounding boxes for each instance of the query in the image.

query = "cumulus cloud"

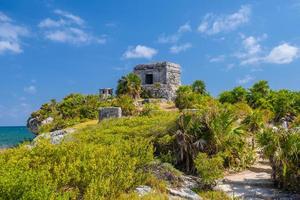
[123,45,157,59]
[24,85,37,94]
[170,43,192,54]
[0,12,29,54]
[236,35,299,65]
[198,5,251,35]
[265,43,299,64]
[158,22,191,44]
[237,75,255,84]
[39,9,105,45]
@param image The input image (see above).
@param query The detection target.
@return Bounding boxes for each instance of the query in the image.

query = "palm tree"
[192,80,207,95]
[116,73,141,99]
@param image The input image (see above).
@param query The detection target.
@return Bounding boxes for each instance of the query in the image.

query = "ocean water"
[0,126,35,148]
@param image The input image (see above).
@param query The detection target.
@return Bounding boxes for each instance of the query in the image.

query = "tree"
[219,86,247,104]
[247,80,271,108]
[116,73,141,99]
[192,80,207,95]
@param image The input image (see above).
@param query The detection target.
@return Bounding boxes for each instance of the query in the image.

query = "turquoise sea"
[0,126,35,148]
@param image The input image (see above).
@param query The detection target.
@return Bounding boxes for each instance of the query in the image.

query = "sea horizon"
[0,126,35,148]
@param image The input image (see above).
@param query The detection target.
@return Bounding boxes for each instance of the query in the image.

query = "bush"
[0,112,179,199]
[141,103,160,116]
[194,153,223,186]
[175,86,203,110]
[112,95,137,116]
[29,94,110,134]
[257,128,300,192]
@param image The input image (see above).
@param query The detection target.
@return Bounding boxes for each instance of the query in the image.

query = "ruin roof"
[134,61,181,71]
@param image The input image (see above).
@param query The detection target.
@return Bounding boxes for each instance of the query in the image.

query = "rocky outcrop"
[32,128,75,145]
[27,117,40,134]
[27,116,54,135]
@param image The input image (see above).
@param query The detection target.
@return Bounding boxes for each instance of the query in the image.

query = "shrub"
[141,103,160,116]
[194,153,224,186]
[29,94,109,134]
[0,112,179,199]
[112,95,137,116]
[257,128,300,192]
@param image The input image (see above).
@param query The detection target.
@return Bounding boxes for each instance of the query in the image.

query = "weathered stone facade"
[98,107,122,121]
[99,88,113,100]
[133,61,181,100]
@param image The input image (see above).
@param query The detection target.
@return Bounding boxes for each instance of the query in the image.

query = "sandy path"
[215,155,299,199]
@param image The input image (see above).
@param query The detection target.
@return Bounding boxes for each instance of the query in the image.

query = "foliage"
[192,80,207,95]
[219,86,247,104]
[194,153,223,186]
[257,128,300,192]
[29,94,110,134]
[175,85,207,110]
[116,73,142,99]
[218,80,300,124]
[112,95,137,116]
[172,100,254,174]
[0,112,179,199]
[141,103,161,116]
[197,190,236,200]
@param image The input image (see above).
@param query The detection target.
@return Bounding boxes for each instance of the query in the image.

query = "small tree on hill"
[116,73,141,99]
[192,80,207,95]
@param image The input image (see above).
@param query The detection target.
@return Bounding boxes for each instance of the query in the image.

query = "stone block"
[99,107,122,121]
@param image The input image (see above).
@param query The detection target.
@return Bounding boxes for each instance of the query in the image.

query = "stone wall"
[98,107,122,121]
[133,62,181,100]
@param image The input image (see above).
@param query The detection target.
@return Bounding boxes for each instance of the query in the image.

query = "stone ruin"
[133,61,181,100]
[98,107,122,121]
[99,88,113,100]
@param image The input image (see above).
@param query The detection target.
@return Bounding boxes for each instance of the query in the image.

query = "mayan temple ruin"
[133,61,181,100]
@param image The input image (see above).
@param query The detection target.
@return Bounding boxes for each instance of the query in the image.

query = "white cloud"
[0,12,29,54]
[209,55,225,63]
[39,9,105,45]
[54,9,84,26]
[198,5,251,35]
[24,85,37,94]
[178,22,192,33]
[170,43,192,54]
[237,75,255,84]
[265,43,299,64]
[237,36,299,65]
[238,35,264,65]
[123,45,157,59]
[158,22,191,44]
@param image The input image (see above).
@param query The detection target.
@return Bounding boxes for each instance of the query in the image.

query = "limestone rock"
[33,128,75,145]
[99,107,122,121]
[135,185,152,197]
[27,117,40,134]
[27,116,54,135]
[168,188,202,200]
[41,117,54,125]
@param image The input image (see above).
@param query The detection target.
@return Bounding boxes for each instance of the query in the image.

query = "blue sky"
[1,0,300,125]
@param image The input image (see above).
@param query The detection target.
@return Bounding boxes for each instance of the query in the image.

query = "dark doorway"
[145,74,153,84]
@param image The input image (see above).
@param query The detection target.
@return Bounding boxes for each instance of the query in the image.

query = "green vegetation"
[194,153,223,186]
[16,78,300,198]
[257,128,300,192]
[1,112,177,199]
[116,73,142,99]
[30,94,111,133]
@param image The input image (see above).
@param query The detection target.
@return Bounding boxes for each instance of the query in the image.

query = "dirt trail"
[215,153,299,199]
